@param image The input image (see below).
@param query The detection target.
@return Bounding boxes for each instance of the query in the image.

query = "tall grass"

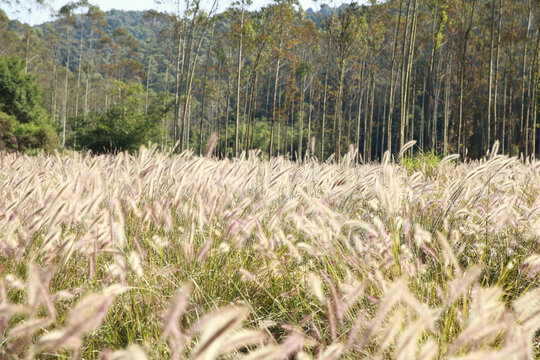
[0,144,538,359]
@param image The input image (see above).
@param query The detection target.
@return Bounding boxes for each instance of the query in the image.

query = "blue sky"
[3,0,350,25]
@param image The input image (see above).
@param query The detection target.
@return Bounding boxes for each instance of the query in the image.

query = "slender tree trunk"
[62,28,72,148]
[307,76,314,160]
[355,57,366,159]
[298,74,306,161]
[503,74,507,154]
[173,19,184,144]
[249,72,259,150]
[277,89,282,155]
[363,67,371,160]
[335,57,345,159]
[526,34,539,156]
[224,81,231,156]
[199,18,216,155]
[368,66,376,160]
[380,92,388,160]
[493,0,503,146]
[520,1,532,155]
[269,54,281,156]
[75,20,84,120]
[24,29,31,73]
[83,28,95,123]
[532,34,540,157]
[406,0,418,148]
[182,8,206,150]
[427,5,439,151]
[346,95,352,146]
[399,0,413,151]
[355,82,363,158]
[235,7,245,157]
[144,55,152,115]
[387,0,405,154]
[420,72,427,149]
[486,0,497,153]
[290,99,294,156]
[432,53,442,153]
[458,0,477,157]
[444,60,451,155]
[51,45,59,126]
[321,69,328,160]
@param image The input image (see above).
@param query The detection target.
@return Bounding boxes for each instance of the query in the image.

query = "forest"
[0,0,539,160]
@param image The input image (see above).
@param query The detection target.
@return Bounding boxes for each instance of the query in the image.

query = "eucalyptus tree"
[57,1,78,147]
[266,0,298,157]
[326,2,364,159]
[231,0,251,156]
[385,0,404,155]
[454,0,478,156]
[295,53,312,160]
[519,0,533,156]
[180,0,217,151]
[486,0,497,152]
[83,5,107,121]
[198,10,217,154]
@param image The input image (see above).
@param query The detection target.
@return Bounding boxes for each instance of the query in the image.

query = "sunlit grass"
[0,144,538,359]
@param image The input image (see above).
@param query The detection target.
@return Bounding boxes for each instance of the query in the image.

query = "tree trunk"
[182,8,206,150]
[368,66,376,161]
[269,54,281,156]
[298,74,306,162]
[502,75,507,154]
[486,0,497,153]
[458,0,477,157]
[363,67,371,160]
[321,69,328,160]
[520,1,532,155]
[387,0,405,154]
[399,0,413,151]
[62,28,72,148]
[224,81,231,156]
[444,60,451,156]
[75,20,84,120]
[432,55,442,153]
[493,0,503,147]
[199,18,216,155]
[532,34,540,157]
[51,45,59,126]
[174,21,185,145]
[335,57,345,159]
[235,7,245,157]
[355,57,366,160]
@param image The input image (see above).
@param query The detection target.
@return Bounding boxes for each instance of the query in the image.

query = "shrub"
[0,55,58,151]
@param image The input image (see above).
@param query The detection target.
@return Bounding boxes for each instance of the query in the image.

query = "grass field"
[0,145,539,359]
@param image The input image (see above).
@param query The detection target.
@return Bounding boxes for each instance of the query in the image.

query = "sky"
[2,0,345,25]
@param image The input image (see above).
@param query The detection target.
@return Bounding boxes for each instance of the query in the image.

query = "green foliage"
[14,120,57,151]
[401,150,442,177]
[0,56,45,124]
[0,55,57,151]
[77,82,163,153]
[0,110,17,151]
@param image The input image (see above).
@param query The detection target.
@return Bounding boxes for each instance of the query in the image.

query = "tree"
[326,2,364,159]
[78,82,161,152]
[0,55,57,150]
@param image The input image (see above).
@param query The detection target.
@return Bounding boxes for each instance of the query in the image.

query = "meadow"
[0,144,539,359]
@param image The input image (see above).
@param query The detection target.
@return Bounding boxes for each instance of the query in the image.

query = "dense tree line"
[0,0,538,159]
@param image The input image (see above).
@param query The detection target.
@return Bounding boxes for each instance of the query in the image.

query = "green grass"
[0,147,538,359]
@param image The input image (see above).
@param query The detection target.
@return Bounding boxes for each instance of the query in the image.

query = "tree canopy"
[0,55,57,151]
